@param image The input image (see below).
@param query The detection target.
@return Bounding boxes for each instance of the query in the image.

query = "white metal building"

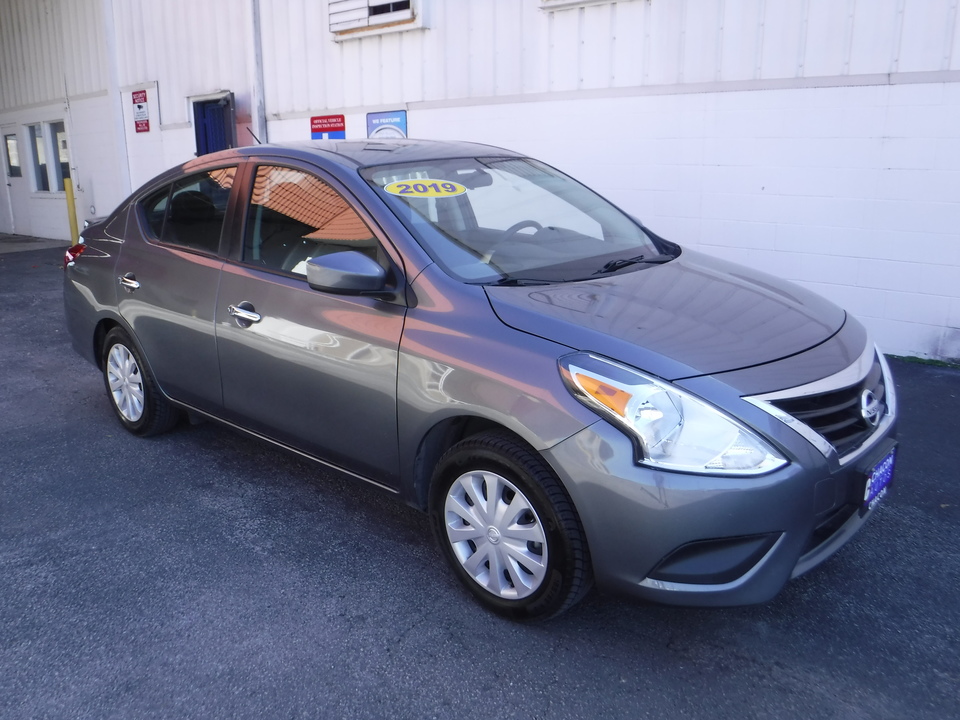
[1,0,958,361]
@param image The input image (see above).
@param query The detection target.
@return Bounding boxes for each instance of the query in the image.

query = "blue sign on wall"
[367,110,407,139]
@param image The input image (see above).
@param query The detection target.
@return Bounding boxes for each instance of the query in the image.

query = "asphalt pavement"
[1,241,958,720]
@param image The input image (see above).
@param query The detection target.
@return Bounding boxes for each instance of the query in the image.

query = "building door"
[1,125,30,235]
[193,93,237,156]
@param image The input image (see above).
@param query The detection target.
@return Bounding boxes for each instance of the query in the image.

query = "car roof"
[195,139,525,173]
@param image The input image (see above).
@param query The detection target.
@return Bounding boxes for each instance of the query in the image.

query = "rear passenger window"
[243,165,378,276]
[141,166,237,254]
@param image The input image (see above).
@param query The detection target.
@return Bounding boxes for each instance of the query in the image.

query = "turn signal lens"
[575,373,631,417]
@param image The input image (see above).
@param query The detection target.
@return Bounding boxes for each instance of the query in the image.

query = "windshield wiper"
[593,253,675,275]
[489,276,555,287]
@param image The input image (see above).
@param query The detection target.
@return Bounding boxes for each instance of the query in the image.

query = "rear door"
[116,165,240,411]
[215,162,407,487]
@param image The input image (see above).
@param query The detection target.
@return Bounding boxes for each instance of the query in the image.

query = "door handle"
[118,273,140,292]
[228,302,262,326]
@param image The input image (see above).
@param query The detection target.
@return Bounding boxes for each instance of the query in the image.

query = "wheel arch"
[409,415,536,511]
[93,317,123,364]
[93,316,170,403]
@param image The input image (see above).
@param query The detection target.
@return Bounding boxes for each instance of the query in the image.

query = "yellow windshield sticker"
[383,179,467,198]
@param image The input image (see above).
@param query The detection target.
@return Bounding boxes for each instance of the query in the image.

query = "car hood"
[485,249,846,381]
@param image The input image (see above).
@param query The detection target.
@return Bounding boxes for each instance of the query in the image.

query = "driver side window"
[243,165,379,276]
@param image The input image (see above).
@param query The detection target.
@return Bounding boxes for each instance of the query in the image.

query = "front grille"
[770,356,886,457]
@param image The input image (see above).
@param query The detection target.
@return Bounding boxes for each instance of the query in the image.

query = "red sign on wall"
[311,115,346,139]
[132,90,150,133]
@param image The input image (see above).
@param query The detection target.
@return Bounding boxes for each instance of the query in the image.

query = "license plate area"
[863,447,896,511]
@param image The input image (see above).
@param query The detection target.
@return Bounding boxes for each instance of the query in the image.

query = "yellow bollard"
[64,178,80,244]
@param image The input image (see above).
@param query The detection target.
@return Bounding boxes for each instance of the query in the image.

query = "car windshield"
[362,157,673,284]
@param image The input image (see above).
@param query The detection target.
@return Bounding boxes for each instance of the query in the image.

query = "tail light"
[63,242,86,269]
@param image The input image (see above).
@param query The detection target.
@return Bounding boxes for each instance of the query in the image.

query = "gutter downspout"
[249,0,268,145]
[103,0,132,201]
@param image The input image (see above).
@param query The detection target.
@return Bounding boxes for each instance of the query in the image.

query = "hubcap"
[106,344,145,422]
[443,470,548,600]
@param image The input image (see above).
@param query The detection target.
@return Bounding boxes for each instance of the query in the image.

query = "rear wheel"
[430,431,592,620]
[101,328,179,436]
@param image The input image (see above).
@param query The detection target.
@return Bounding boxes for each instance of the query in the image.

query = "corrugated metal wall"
[5,0,955,116]
[0,0,66,109]
[60,0,108,98]
[110,0,253,124]
[0,0,106,110]
[256,0,960,116]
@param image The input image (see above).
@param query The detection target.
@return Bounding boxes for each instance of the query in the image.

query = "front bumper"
[543,392,898,607]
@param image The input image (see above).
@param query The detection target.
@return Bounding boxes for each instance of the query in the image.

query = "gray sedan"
[63,140,897,619]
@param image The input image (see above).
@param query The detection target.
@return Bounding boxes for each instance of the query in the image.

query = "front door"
[215,163,406,486]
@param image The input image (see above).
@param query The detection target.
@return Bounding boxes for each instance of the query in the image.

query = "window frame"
[24,121,71,192]
[238,162,386,279]
[48,121,69,192]
[27,124,49,192]
[137,165,239,257]
[329,0,425,42]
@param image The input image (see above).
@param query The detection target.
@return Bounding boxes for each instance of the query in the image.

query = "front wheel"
[429,431,592,620]
[101,327,179,436]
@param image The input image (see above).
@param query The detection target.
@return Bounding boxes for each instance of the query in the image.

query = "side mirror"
[305,250,388,294]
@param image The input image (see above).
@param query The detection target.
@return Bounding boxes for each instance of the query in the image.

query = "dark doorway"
[193,93,237,156]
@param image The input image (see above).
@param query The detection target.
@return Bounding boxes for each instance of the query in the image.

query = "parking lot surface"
[2,244,958,719]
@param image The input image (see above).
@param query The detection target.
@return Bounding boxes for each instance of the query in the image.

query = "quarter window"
[243,165,378,276]
[141,167,237,254]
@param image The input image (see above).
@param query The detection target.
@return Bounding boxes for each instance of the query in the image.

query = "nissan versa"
[62,140,897,619]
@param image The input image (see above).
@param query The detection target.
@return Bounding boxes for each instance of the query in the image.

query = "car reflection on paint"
[63,140,898,619]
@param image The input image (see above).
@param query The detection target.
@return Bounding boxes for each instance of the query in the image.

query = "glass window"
[243,165,378,276]
[3,134,21,178]
[142,188,170,238]
[363,157,667,284]
[49,121,69,191]
[28,125,48,192]
[141,166,236,254]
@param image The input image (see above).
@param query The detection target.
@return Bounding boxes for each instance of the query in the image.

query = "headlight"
[559,353,787,475]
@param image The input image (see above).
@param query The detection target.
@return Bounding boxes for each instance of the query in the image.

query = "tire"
[429,431,593,620]
[101,327,179,437]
